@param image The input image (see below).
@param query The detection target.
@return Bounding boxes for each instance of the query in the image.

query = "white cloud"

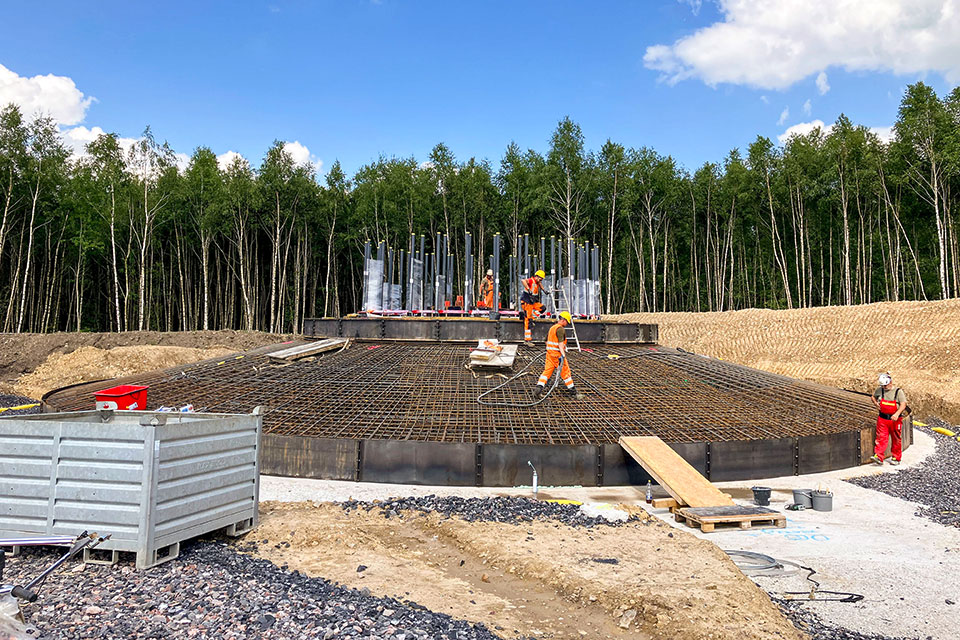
[778,120,832,144]
[645,0,960,89]
[815,71,830,95]
[760,95,769,104]
[777,120,895,144]
[777,106,790,125]
[0,63,94,126]
[802,99,812,116]
[869,125,896,143]
[60,125,139,161]
[283,140,323,173]
[677,0,703,15]
[216,150,245,171]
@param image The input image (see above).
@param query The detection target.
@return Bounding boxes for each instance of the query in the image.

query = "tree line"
[0,81,958,333]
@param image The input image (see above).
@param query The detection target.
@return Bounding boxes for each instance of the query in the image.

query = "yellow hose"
[931,427,956,437]
[0,403,40,413]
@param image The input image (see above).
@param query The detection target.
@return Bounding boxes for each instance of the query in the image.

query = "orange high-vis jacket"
[546,322,566,354]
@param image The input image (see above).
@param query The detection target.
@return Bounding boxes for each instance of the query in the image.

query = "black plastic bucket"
[751,486,772,506]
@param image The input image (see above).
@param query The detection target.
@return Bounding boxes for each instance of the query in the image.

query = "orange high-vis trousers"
[522,301,544,340]
[537,351,574,389]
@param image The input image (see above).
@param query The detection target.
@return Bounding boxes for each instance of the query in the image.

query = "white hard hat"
[486,269,493,276]
[878,372,892,385]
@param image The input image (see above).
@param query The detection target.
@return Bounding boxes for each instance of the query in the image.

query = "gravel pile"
[343,495,633,527]
[5,541,509,640]
[778,601,915,640]
[847,419,960,528]
[0,394,42,416]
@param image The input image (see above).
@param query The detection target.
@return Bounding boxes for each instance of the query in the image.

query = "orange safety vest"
[546,322,566,353]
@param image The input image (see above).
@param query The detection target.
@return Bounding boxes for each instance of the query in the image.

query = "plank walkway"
[619,436,735,508]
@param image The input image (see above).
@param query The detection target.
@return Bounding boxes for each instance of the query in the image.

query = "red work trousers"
[538,352,574,389]
[522,302,544,340]
[874,416,902,462]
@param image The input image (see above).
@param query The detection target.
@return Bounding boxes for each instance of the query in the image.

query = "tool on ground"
[1,532,111,627]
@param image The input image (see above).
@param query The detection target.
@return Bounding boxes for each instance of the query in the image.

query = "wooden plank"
[651,497,680,510]
[619,436,734,508]
[269,339,347,361]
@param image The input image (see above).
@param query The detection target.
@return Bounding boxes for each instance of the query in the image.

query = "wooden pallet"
[675,505,786,533]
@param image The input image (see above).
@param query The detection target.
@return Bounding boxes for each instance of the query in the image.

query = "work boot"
[888,458,901,466]
[869,454,883,465]
[564,386,577,398]
[533,385,545,398]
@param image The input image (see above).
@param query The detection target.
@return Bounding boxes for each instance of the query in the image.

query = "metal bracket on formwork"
[705,442,712,480]
[595,446,604,486]
[793,437,800,475]
[474,444,483,487]
[356,440,365,482]
[433,320,441,341]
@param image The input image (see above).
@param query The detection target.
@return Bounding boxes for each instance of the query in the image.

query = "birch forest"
[1,81,959,333]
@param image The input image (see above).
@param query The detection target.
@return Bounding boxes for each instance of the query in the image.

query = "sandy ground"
[258,430,959,640]
[251,502,802,640]
[0,330,289,398]
[613,299,960,422]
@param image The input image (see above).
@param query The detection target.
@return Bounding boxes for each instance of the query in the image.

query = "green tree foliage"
[0,81,959,333]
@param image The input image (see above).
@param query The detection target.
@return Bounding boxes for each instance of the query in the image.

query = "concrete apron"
[644,429,960,640]
[260,430,958,639]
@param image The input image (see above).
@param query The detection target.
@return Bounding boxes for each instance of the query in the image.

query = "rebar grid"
[45,342,874,445]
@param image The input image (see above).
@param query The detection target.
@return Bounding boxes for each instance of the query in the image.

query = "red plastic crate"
[94,385,149,411]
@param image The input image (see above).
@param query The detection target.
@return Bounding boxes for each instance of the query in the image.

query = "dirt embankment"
[613,299,960,423]
[251,502,803,640]
[0,330,290,399]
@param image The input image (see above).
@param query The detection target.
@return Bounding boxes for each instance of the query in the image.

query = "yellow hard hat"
[559,311,572,323]
[535,270,546,278]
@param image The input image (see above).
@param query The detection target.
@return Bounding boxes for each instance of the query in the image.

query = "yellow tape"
[913,420,928,427]
[545,499,583,505]
[931,427,956,437]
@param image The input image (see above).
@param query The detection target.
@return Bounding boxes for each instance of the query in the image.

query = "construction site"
[1,267,959,640]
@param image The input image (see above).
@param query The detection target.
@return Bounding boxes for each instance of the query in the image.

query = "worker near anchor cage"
[534,312,578,398]
[870,372,906,466]
[521,270,546,343]
[478,269,495,309]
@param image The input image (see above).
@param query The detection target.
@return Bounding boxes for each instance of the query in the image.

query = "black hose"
[477,352,564,408]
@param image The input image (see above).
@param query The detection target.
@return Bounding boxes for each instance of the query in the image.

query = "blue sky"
[1,1,957,176]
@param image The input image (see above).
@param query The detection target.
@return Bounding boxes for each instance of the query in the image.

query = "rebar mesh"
[44,342,874,445]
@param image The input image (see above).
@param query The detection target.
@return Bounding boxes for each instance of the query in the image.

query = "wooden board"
[675,505,785,533]
[269,338,348,361]
[651,497,680,510]
[619,436,734,508]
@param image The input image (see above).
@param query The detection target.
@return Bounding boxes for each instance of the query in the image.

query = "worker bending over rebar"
[534,312,577,398]
[521,270,546,342]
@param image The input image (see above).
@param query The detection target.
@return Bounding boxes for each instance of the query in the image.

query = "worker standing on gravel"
[871,372,906,465]
[478,269,495,309]
[534,312,577,398]
[521,270,546,343]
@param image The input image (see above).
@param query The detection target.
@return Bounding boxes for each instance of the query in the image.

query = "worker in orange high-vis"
[521,270,546,343]
[478,269,495,309]
[534,311,578,398]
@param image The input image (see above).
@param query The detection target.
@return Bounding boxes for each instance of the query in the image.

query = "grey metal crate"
[0,409,261,569]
